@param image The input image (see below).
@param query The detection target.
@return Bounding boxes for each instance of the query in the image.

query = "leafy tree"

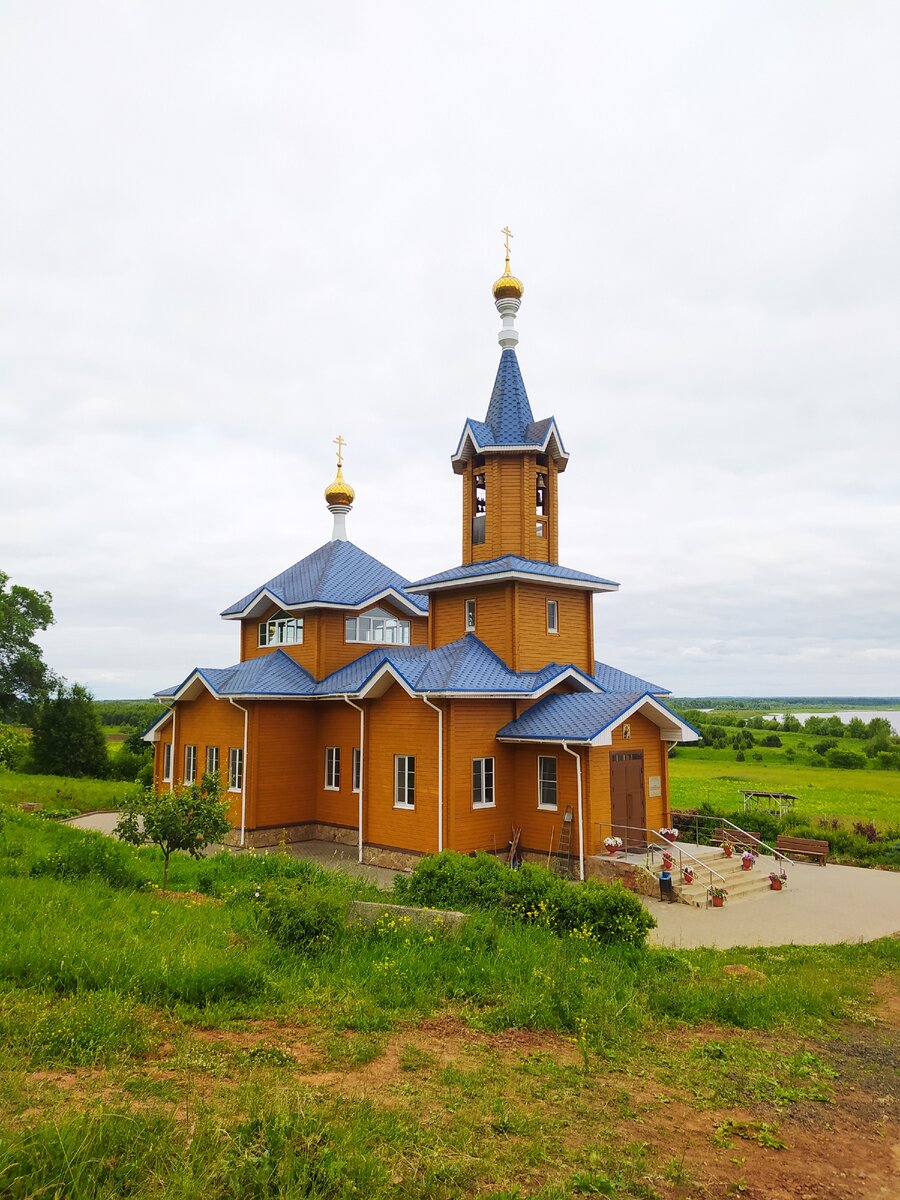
[847,718,868,739]
[781,714,802,732]
[826,748,867,770]
[32,683,108,778]
[0,571,55,722]
[760,734,782,748]
[115,773,231,887]
[0,724,30,770]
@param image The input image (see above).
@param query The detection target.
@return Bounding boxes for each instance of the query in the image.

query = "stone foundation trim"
[348,901,467,932]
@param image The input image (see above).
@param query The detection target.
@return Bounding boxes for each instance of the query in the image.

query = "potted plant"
[769,871,787,891]
[741,850,755,871]
[603,836,623,855]
[682,866,695,885]
[661,851,674,871]
[659,827,679,841]
[721,840,735,859]
[710,886,728,908]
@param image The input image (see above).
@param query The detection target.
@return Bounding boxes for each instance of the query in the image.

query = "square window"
[538,755,557,809]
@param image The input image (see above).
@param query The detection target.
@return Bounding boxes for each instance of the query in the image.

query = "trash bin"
[658,870,675,902]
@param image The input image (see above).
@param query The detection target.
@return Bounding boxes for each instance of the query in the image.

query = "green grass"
[0,768,138,814]
[0,811,898,1197]
[669,754,900,825]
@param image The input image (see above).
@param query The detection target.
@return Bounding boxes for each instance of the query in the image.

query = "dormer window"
[259,613,303,647]
[345,607,411,645]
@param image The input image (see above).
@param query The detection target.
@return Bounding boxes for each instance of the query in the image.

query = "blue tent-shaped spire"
[451,348,568,473]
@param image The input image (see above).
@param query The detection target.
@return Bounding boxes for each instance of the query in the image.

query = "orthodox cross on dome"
[500,225,513,271]
[333,433,346,468]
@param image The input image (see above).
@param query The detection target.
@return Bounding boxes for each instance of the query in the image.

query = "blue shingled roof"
[221,540,429,618]
[594,661,670,696]
[452,349,568,467]
[497,691,646,741]
[155,636,599,701]
[408,555,618,592]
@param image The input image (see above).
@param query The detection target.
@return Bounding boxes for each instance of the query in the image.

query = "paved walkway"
[65,813,899,948]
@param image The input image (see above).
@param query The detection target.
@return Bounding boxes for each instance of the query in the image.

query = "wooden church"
[146,245,697,875]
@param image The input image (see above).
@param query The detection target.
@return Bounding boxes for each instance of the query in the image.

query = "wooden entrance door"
[610,751,645,850]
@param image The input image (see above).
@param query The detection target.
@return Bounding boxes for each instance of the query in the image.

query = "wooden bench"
[775,834,829,865]
[712,828,761,851]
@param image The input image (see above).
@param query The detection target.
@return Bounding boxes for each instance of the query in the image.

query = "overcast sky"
[2,2,898,700]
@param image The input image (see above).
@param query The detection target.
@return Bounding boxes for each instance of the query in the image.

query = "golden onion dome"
[492,266,525,301]
[324,465,355,506]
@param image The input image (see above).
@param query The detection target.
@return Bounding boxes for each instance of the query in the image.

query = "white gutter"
[421,695,443,853]
[562,741,585,881]
[344,697,365,864]
[229,699,249,847]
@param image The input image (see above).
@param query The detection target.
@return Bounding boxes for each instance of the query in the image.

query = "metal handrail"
[595,820,727,901]
[673,812,795,870]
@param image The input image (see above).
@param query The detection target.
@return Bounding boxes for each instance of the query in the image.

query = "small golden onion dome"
[324,465,355,506]
[492,266,524,301]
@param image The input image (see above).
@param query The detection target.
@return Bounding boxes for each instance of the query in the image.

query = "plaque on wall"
[648,775,661,797]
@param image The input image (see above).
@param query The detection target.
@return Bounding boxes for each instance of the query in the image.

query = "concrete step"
[675,866,779,907]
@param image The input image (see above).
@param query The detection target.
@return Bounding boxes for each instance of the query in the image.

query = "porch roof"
[496,691,700,745]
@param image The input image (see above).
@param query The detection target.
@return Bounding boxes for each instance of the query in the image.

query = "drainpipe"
[421,695,443,853]
[169,707,176,792]
[229,699,249,847]
[344,696,365,864]
[562,741,585,881]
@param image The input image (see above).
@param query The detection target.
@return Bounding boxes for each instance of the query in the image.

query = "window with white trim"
[472,757,495,808]
[163,743,173,782]
[345,607,410,645]
[325,746,341,790]
[547,599,559,634]
[465,599,476,632]
[394,755,415,808]
[184,744,197,785]
[258,613,303,647]
[205,745,219,776]
[537,755,558,809]
[352,746,361,793]
[228,747,243,792]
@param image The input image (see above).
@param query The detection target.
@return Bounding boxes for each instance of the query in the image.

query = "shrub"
[825,749,867,770]
[29,828,147,890]
[0,725,30,771]
[813,739,837,756]
[261,885,347,951]
[760,734,782,748]
[874,750,900,771]
[395,851,654,947]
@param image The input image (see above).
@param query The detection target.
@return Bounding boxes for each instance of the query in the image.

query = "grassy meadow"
[0,808,898,1197]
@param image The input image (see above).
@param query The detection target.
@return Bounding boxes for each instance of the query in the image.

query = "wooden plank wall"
[463,455,558,565]
[250,701,318,830]
[154,689,245,825]
[586,712,668,853]
[364,685,438,854]
[444,699,517,854]
[510,743,580,856]
[311,700,363,831]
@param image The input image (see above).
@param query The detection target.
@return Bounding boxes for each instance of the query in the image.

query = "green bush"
[260,884,348,951]
[394,852,655,947]
[0,725,30,771]
[825,748,867,770]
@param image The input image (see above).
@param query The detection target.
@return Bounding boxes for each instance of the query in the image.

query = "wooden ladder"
[556,805,575,878]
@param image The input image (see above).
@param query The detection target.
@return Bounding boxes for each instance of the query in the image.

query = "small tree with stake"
[115,773,231,887]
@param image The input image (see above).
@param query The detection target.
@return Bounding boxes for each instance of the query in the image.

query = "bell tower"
[451,231,569,565]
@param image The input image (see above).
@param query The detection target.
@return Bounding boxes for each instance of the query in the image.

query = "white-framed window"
[205,745,219,776]
[228,747,243,792]
[547,599,559,634]
[259,613,303,647]
[352,746,361,793]
[345,607,410,645]
[394,755,415,808]
[162,743,173,782]
[538,755,558,810]
[465,599,476,632]
[472,757,495,808]
[325,746,341,790]
[184,744,197,785]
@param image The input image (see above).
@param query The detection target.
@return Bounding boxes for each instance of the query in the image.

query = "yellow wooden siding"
[363,685,438,854]
[513,583,592,673]
[156,690,245,825]
[465,454,558,564]
[240,607,320,674]
[429,583,514,663]
[249,701,317,829]
[312,700,363,831]
[510,744,580,855]
[445,699,517,854]
[586,712,667,854]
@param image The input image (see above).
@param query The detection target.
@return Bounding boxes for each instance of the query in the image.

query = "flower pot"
[741,861,752,871]
[607,847,618,856]
[770,879,783,891]
[723,848,733,858]
[712,896,724,908]
[682,871,694,885]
